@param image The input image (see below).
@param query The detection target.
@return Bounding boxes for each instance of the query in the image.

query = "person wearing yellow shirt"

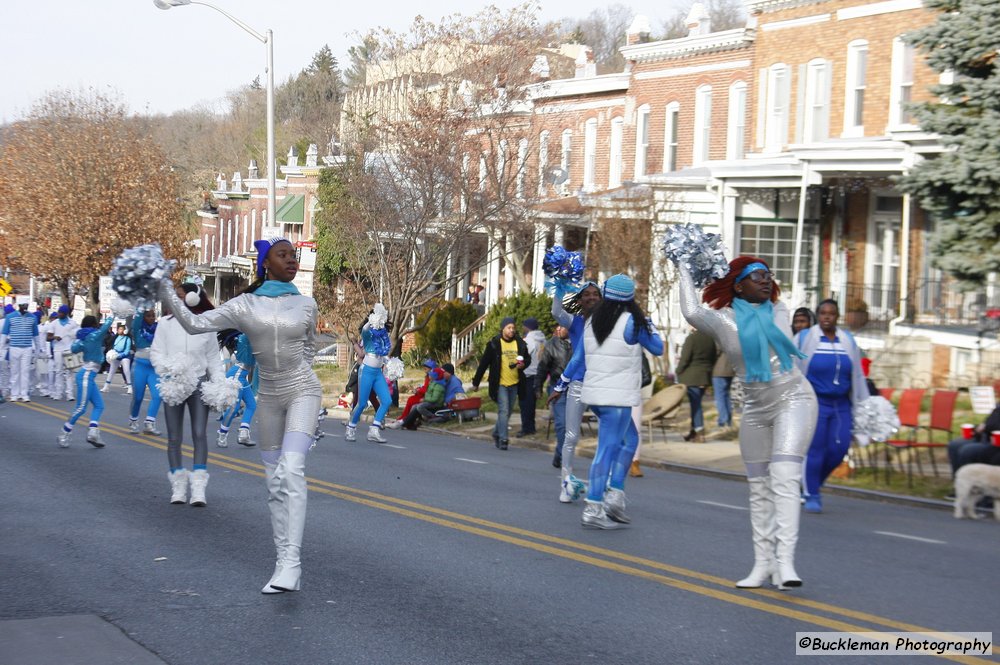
[472,316,531,450]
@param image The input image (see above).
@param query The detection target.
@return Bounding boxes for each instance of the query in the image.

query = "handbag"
[641,354,652,388]
[62,350,84,371]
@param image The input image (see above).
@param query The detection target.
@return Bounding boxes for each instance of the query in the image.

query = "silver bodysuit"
[678,266,817,475]
[162,285,322,451]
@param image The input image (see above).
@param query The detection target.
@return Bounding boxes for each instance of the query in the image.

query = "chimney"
[248,159,259,179]
[306,143,318,167]
[626,15,652,45]
[686,3,712,36]
[216,172,227,191]
[287,145,299,168]
[574,46,596,79]
[232,171,243,191]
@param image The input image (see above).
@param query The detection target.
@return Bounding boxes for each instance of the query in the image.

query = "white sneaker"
[125,385,132,395]
[100,384,110,393]
[57,431,71,448]
[216,431,229,448]
[344,426,357,442]
[560,475,586,503]
[128,419,140,433]
[86,427,105,448]
[367,425,387,443]
[559,479,573,504]
[386,419,403,430]
[603,488,631,524]
[581,501,619,529]
[237,428,254,446]
[143,420,162,436]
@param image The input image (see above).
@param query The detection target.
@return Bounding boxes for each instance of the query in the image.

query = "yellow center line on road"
[16,401,996,664]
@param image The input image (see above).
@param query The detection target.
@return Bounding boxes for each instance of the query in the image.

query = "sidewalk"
[332,406,955,512]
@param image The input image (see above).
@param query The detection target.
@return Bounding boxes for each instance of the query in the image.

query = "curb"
[425,424,955,513]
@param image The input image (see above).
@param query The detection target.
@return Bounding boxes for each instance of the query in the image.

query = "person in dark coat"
[536,323,572,466]
[471,317,531,450]
[676,327,718,442]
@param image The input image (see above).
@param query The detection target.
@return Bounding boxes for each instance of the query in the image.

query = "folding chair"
[879,387,895,402]
[905,389,957,478]
[640,384,686,442]
[882,388,927,486]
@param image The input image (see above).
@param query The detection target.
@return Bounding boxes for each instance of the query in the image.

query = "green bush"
[413,299,479,363]
[472,291,557,357]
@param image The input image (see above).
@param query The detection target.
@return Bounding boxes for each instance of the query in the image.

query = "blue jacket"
[72,318,114,364]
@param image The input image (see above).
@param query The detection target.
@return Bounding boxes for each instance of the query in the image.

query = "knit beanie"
[522,317,539,331]
[602,274,635,302]
[500,316,516,330]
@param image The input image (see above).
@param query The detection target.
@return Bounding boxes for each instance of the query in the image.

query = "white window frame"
[693,85,713,165]
[765,63,791,152]
[560,129,572,194]
[479,152,488,193]
[461,153,470,212]
[251,209,257,243]
[537,131,549,197]
[609,117,624,188]
[803,58,832,143]
[583,118,597,191]
[843,40,868,137]
[889,36,917,128]
[516,138,528,200]
[634,104,651,178]
[663,102,680,171]
[726,83,747,160]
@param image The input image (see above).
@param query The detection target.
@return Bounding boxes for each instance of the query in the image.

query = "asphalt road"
[2,389,999,665]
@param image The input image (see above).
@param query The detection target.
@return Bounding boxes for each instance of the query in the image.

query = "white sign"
[292,269,314,299]
[99,276,114,315]
[969,385,997,415]
[261,225,280,241]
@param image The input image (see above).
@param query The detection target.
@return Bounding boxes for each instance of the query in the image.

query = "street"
[2,391,998,665]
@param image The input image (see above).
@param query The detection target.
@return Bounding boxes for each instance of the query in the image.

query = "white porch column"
[444,252,454,301]
[553,224,565,246]
[503,239,517,296]
[487,239,501,306]
[531,223,547,293]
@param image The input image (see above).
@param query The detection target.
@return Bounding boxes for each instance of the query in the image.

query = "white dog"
[953,464,1000,521]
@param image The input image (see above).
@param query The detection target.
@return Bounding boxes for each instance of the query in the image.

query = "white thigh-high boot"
[268,452,307,592]
[736,477,775,588]
[770,461,803,589]
[261,461,287,594]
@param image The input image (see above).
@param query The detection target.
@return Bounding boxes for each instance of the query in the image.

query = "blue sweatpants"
[804,395,852,496]
[586,405,639,502]
[349,364,391,427]
[129,357,162,421]
[68,367,104,426]
[221,384,257,429]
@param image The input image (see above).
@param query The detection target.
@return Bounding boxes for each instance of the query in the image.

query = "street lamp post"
[153,0,276,232]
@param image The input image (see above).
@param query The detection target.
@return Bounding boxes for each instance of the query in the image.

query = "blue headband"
[735,262,769,282]
[254,237,290,278]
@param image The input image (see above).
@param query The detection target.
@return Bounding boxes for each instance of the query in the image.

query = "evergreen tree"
[897,0,1000,285]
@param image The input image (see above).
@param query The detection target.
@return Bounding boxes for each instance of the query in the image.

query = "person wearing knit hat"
[1,295,44,401]
[550,274,663,528]
[518,318,546,437]
[387,358,437,429]
[472,316,531,450]
[675,255,816,591]
[549,279,603,501]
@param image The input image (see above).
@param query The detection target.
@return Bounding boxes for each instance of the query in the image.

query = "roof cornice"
[745,0,829,14]
[620,28,754,63]
[527,73,631,100]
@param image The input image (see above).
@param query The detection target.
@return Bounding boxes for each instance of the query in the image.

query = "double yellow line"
[17,400,997,664]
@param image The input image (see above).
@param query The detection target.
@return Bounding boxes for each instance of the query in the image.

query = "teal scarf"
[255,280,300,298]
[731,299,806,383]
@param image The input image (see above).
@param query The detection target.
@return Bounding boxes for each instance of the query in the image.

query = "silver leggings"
[739,371,818,478]
[165,390,210,469]
[561,380,587,479]
[256,372,323,457]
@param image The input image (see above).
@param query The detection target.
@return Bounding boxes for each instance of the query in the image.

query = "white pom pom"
[383,357,405,381]
[853,396,900,443]
[368,303,388,329]
[105,349,118,363]
[200,376,242,412]
[155,353,201,406]
[110,298,136,320]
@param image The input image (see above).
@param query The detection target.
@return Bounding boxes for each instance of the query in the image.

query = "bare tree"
[0,89,192,312]
[659,0,747,39]
[320,4,561,350]
[558,4,635,71]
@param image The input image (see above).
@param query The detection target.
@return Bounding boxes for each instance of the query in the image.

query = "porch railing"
[840,280,1000,331]
[451,313,487,366]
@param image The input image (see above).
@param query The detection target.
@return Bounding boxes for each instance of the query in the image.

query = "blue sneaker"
[804,495,823,513]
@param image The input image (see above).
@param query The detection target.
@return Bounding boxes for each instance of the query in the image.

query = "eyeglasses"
[742,270,774,284]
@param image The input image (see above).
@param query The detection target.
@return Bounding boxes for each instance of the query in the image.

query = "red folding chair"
[879,387,895,402]
[906,389,958,478]
[882,388,926,485]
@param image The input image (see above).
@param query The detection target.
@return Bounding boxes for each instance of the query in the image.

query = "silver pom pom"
[368,303,388,330]
[105,349,119,363]
[156,353,201,406]
[110,298,135,320]
[200,376,242,412]
[663,223,730,288]
[111,244,177,312]
[383,357,405,381]
[853,396,900,444]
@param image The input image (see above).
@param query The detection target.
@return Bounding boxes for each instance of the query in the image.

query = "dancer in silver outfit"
[160,237,321,594]
[678,257,817,589]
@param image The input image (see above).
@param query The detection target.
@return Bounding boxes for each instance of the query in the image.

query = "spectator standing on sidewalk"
[536,323,572,467]
[676,327,717,442]
[471,317,530,450]
[519,318,546,436]
[713,350,735,431]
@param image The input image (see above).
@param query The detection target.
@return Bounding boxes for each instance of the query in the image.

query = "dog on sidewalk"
[953,464,1000,521]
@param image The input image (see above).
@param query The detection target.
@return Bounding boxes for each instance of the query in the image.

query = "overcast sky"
[0,0,688,123]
